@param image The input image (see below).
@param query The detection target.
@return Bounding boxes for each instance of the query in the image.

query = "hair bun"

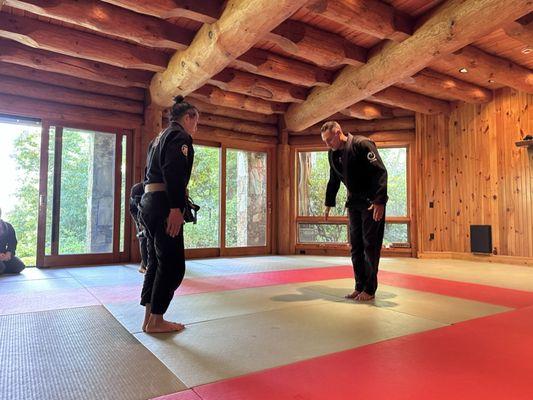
[173,95,185,104]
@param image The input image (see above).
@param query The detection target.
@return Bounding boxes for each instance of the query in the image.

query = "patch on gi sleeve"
[367,151,377,162]
[181,144,188,157]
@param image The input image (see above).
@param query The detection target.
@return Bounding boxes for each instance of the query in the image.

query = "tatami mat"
[135,300,446,387]
[0,306,187,400]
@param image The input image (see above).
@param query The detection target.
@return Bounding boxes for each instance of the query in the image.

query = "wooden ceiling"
[0,0,531,136]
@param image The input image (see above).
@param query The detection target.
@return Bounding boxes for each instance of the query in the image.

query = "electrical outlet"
[429,233,435,240]
[429,202,434,208]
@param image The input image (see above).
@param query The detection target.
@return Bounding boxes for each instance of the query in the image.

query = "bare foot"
[142,304,151,332]
[345,290,361,299]
[355,292,375,301]
[145,315,185,334]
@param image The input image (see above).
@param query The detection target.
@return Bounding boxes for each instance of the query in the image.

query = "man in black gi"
[0,207,26,275]
[139,95,197,333]
[129,182,148,274]
[322,121,388,301]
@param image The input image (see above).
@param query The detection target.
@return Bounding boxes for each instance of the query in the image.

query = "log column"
[277,127,292,254]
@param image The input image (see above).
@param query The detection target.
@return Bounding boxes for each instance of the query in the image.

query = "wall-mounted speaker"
[470,225,492,254]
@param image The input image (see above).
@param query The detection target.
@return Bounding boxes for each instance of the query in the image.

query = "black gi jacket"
[325,134,388,208]
[0,220,17,255]
[144,121,194,211]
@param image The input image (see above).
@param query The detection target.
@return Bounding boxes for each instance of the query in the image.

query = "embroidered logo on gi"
[367,151,376,162]
[181,144,188,156]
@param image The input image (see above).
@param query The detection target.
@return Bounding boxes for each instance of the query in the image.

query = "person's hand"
[166,208,184,237]
[4,252,11,261]
[0,253,5,262]
[324,206,331,221]
[368,203,385,221]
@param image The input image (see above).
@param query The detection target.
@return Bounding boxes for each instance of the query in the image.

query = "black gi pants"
[348,204,385,295]
[0,256,25,275]
[138,192,186,315]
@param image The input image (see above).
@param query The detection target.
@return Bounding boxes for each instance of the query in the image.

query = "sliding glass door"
[37,123,131,267]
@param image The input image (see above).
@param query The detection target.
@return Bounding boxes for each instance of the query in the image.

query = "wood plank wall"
[417,88,533,258]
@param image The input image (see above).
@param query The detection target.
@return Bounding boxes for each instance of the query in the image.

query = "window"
[225,149,267,247]
[185,145,221,249]
[296,145,410,248]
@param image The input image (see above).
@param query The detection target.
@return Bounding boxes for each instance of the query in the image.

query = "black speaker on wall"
[470,225,492,254]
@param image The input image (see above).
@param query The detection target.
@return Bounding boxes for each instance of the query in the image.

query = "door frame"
[36,120,133,267]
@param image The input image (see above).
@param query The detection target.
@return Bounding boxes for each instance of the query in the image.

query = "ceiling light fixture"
[521,47,532,54]
[459,67,468,73]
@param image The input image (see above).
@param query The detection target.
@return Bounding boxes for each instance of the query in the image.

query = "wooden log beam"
[289,130,415,146]
[503,14,533,46]
[186,98,278,124]
[208,69,308,103]
[0,63,145,101]
[4,0,195,50]
[149,0,308,107]
[201,113,277,136]
[304,0,413,41]
[292,117,415,136]
[439,46,533,93]
[101,0,220,23]
[196,125,277,145]
[265,20,367,67]
[233,48,333,87]
[284,0,531,131]
[340,101,394,120]
[188,85,287,115]
[0,39,152,88]
[0,74,143,114]
[398,69,493,103]
[0,13,168,71]
[0,93,143,128]
[370,87,452,114]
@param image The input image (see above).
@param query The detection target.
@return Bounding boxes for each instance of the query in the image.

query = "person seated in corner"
[0,207,26,275]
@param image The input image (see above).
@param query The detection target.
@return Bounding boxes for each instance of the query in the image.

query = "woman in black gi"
[139,96,198,333]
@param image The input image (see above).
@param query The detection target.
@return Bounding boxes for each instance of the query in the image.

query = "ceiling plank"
[284,0,532,131]
[0,62,145,100]
[0,13,167,71]
[101,0,221,23]
[398,69,493,103]
[149,0,309,107]
[0,74,143,114]
[0,39,152,88]
[208,69,307,103]
[4,0,195,49]
[189,86,288,115]
[439,46,533,93]
[304,0,412,41]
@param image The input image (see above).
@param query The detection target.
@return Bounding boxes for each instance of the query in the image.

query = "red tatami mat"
[178,266,533,309]
[191,306,533,400]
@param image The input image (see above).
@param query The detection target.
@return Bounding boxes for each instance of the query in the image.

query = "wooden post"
[277,124,292,254]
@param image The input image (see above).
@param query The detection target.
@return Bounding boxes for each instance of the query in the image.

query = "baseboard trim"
[418,251,533,267]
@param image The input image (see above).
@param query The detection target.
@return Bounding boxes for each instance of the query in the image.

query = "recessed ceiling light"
[521,47,532,54]
[459,67,468,73]
[488,79,495,83]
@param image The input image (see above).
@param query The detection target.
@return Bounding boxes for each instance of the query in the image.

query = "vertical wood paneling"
[418,88,533,258]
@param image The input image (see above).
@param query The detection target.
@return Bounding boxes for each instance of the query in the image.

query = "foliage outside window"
[296,146,409,246]
[185,145,220,249]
